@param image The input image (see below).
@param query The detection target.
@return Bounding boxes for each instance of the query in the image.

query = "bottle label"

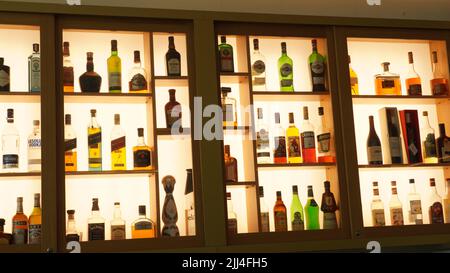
[424,133,437,158]
[166,106,182,127]
[407,84,422,95]
[167,58,181,75]
[323,196,337,212]
[367,146,382,163]
[186,208,196,236]
[274,136,287,159]
[291,211,304,231]
[257,129,270,150]
[64,138,77,152]
[287,136,301,158]
[280,63,293,85]
[381,80,395,89]
[111,224,126,240]
[129,73,147,91]
[28,138,41,149]
[12,220,28,244]
[227,218,238,234]
[220,48,234,72]
[317,132,331,153]
[389,136,402,158]
[253,77,266,86]
[111,136,126,152]
[274,211,287,232]
[63,66,74,87]
[30,57,40,91]
[0,69,10,87]
[260,212,270,232]
[134,149,151,168]
[409,143,419,156]
[429,202,444,224]
[108,72,121,90]
[222,104,234,123]
[301,131,315,149]
[410,200,422,215]
[390,208,404,225]
[372,209,385,226]
[135,221,152,230]
[311,61,325,85]
[442,139,450,162]
[252,60,265,74]
[28,224,41,244]
[3,154,19,168]
[88,223,105,240]
[323,212,338,229]
[432,83,448,95]
[88,132,101,147]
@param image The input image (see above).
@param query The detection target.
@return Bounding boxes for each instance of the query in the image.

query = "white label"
[30,58,40,91]
[372,209,385,226]
[367,146,382,162]
[167,59,181,75]
[390,208,404,225]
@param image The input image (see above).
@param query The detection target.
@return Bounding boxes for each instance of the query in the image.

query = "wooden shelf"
[0,244,41,253]
[220,72,249,84]
[0,172,41,178]
[156,127,191,135]
[0,92,40,103]
[352,94,450,104]
[154,76,189,87]
[226,181,257,187]
[253,91,330,101]
[65,169,157,176]
[258,162,336,169]
[223,126,251,130]
[359,163,450,169]
[64,92,151,103]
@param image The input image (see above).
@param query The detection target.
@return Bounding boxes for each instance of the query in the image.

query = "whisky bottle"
[444,178,450,224]
[111,114,126,171]
[301,107,316,163]
[304,185,320,230]
[165,89,182,129]
[407,179,423,225]
[221,87,237,128]
[226,192,238,234]
[63,41,74,92]
[28,43,40,92]
[64,114,77,172]
[129,50,148,93]
[224,145,238,182]
[290,185,304,231]
[133,128,153,170]
[87,198,105,241]
[12,197,28,244]
[428,178,444,224]
[218,36,234,73]
[389,181,404,226]
[184,169,196,236]
[375,62,401,95]
[317,107,335,163]
[273,191,287,232]
[107,40,122,93]
[278,42,294,92]
[273,112,287,164]
[422,111,438,163]
[79,52,102,92]
[0,57,10,92]
[286,112,302,164]
[256,108,271,164]
[251,38,267,91]
[430,51,449,96]
[258,186,270,232]
[349,55,359,95]
[371,182,386,227]
[436,123,450,163]
[166,36,181,76]
[88,109,102,171]
[161,175,180,237]
[309,39,326,92]
[321,181,338,229]
[66,210,80,242]
[27,120,41,172]
[2,109,20,170]
[110,202,126,240]
[0,219,12,244]
[367,115,383,165]
[131,205,156,239]
[28,193,41,244]
[405,52,422,95]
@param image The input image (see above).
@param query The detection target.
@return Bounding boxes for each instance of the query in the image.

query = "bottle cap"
[33,120,40,126]
[408,52,414,64]
[432,51,438,64]
[186,168,193,173]
[17,197,23,202]
[220,36,226,43]
[86,52,93,60]
[0,219,5,225]
[65,114,71,125]
[134,50,141,62]
[324,180,331,188]
[274,112,280,124]
[372,181,378,187]
[90,109,96,116]
[138,205,146,215]
[409,179,415,184]
[348,55,351,64]
[114,114,120,125]
[33,43,39,53]
[281,42,287,52]
[303,106,309,120]
[423,111,428,117]
[276,191,282,197]
[224,145,231,155]
[382,62,390,72]
[292,185,298,193]
[221,87,231,94]
[137,128,144,137]
[430,178,436,187]
[168,36,175,47]
[0,57,4,65]
[67,209,75,215]
[63,41,70,56]
[114,202,120,206]
[391,181,397,187]
[169,89,176,96]
[253,38,259,50]
[7,108,13,119]
[258,186,264,197]
[289,112,294,124]
[226,192,231,199]
[257,108,263,119]
[318,107,324,116]
[311,39,317,49]
[111,40,118,51]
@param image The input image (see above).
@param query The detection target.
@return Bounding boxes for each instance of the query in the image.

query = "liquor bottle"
[273,191,287,232]
[224,145,238,182]
[278,42,294,92]
[226,192,238,234]
[422,111,438,163]
[63,41,74,92]
[428,178,444,224]
[256,108,270,164]
[367,115,383,165]
[28,193,41,244]
[133,128,153,170]
[305,186,320,230]
[128,50,148,93]
[66,210,80,242]
[251,38,266,91]
[407,179,423,225]
[436,123,450,163]
[161,175,180,237]
[218,36,234,73]
[28,43,40,92]
[321,181,338,229]
[309,39,326,92]
[166,36,181,76]
[64,114,77,172]
[27,120,41,172]
[107,40,122,93]
[375,62,401,95]
[110,202,126,240]
[0,219,12,244]
[379,107,403,164]
[290,185,304,231]
[2,109,19,170]
[184,169,196,236]
[301,107,316,163]
[444,178,450,224]
[165,89,182,129]
[273,112,287,164]
[221,87,237,128]
[389,181,404,226]
[87,198,105,241]
[349,55,359,95]
[405,52,422,95]
[12,197,28,244]
[111,114,126,171]
[131,205,156,239]
[88,109,102,171]
[258,186,270,232]
[430,51,449,96]
[317,107,335,163]
[286,112,302,163]
[371,182,386,227]
[0,57,10,92]
[399,110,422,164]
[79,52,102,92]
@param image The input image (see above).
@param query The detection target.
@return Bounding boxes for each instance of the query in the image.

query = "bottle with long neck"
[28,43,40,92]
[129,50,148,93]
[28,193,42,244]
[166,36,181,76]
[430,51,449,96]
[437,123,450,163]
[226,192,238,234]
[273,112,287,164]
[107,40,122,93]
[444,178,450,224]
[63,41,74,92]
[258,186,270,232]
[110,202,126,240]
[367,115,383,165]
[321,181,338,229]
[2,108,19,170]
[87,198,105,241]
[278,42,294,92]
[309,39,326,92]
[301,106,316,163]
[304,185,320,230]
[27,120,41,172]
[371,181,386,227]
[290,185,304,231]
[407,179,423,225]
[224,145,238,182]
[389,181,404,226]
[256,108,271,163]
[64,114,77,172]
[405,51,422,95]
[422,111,438,163]
[12,197,28,244]
[429,178,444,224]
[88,109,102,171]
[286,112,302,163]
[251,38,266,91]
[66,210,80,242]
[273,191,287,232]
[110,114,126,171]
[316,107,335,163]
[165,89,182,129]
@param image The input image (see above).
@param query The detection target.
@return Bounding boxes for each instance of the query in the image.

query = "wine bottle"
[367,115,383,165]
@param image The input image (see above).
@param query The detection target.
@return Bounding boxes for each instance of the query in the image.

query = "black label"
[134,149,151,167]
[88,223,105,241]
[432,84,448,96]
[382,80,395,89]
[3,154,18,166]
[88,132,101,147]
[111,136,126,152]
[129,73,147,91]
[64,138,77,152]
[408,84,422,95]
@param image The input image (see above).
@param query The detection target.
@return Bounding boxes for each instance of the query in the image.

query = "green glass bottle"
[309,39,326,92]
[218,36,234,73]
[290,185,304,231]
[305,185,320,230]
[278,42,294,92]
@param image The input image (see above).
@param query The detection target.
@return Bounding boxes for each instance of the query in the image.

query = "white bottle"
[27,120,41,172]
[371,181,386,227]
[256,108,271,163]
[110,202,126,240]
[407,179,423,225]
[389,181,404,226]
[2,109,19,171]
[258,186,270,232]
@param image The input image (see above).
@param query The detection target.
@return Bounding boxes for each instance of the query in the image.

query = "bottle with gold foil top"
[28,193,42,244]
[405,52,422,95]
[428,178,444,224]
[273,191,287,232]
[88,109,102,171]
[162,175,180,237]
[107,40,122,93]
[321,181,338,229]
[63,41,74,92]
[133,128,153,170]
[110,202,126,240]
[430,51,449,96]
[64,114,77,172]
[375,62,401,95]
[349,55,359,95]
[110,114,126,170]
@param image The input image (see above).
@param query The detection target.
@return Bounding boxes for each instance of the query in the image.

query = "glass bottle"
[278,42,294,92]
[389,181,404,226]
[256,108,271,164]
[405,52,422,96]
[184,169,196,236]
[422,111,438,163]
[273,191,287,232]
[28,193,42,244]
[66,210,80,242]
[2,109,19,170]
[128,50,148,93]
[28,43,40,92]
[301,106,316,163]
[437,123,450,163]
[63,41,74,93]
[110,202,126,240]
[375,62,401,95]
[407,179,423,225]
[286,112,302,164]
[88,109,102,171]
[251,38,266,91]
[161,175,180,237]
[224,145,238,182]
[131,205,156,239]
[107,40,122,93]
[258,186,270,232]
[166,36,181,76]
[27,120,41,172]
[79,52,102,92]
[428,178,444,224]
[349,55,359,95]
[273,112,287,164]
[444,178,450,224]
[367,115,383,165]
[87,198,105,241]
[0,219,12,244]
[111,114,126,171]
[309,39,326,92]
[226,192,238,234]
[317,107,335,163]
[64,114,77,172]
[321,181,338,229]
[0,57,10,92]
[430,51,449,96]
[371,181,386,227]
[165,89,182,129]
[12,197,28,244]
[387,109,403,164]
[133,128,153,170]
[218,36,234,73]
[290,186,304,231]
[221,87,237,128]
[304,185,320,230]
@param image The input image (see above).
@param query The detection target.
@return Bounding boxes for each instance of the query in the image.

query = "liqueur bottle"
[421,111,438,163]
[258,186,270,232]
[28,193,42,244]
[349,55,359,95]
[224,145,238,182]
[129,50,148,93]
[161,175,180,237]
[316,107,335,163]
[0,57,10,92]
[304,185,320,230]
[110,202,126,240]
[251,38,266,91]
[367,115,383,165]
[12,197,28,244]
[28,43,40,92]
[436,123,450,163]
[309,39,326,92]
[63,41,74,92]
[88,109,102,171]
[107,40,122,93]
[286,112,302,163]
[218,36,234,73]
[290,186,304,231]
[273,191,287,232]
[278,42,294,91]
[165,89,182,129]
[0,219,12,244]
[27,120,41,172]
[226,192,238,234]
[273,112,287,164]
[184,169,196,236]
[405,52,422,95]
[64,114,77,172]
[131,205,156,239]
[2,109,20,170]
[321,181,338,229]
[87,198,105,241]
[66,210,80,242]
[166,36,181,76]
[79,52,102,92]
[371,182,386,227]
[375,62,401,95]
[428,178,444,224]
[407,179,423,225]
[221,87,237,128]
[301,106,316,163]
[255,108,271,164]
[133,128,153,170]
[110,114,126,171]
[430,51,449,96]
[389,181,404,226]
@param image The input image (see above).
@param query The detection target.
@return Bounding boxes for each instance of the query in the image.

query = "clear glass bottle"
[258,186,270,232]
[131,205,156,239]
[110,202,126,240]
[316,107,335,163]
[88,109,102,171]
[430,51,449,96]
[28,193,41,244]
[371,181,386,227]
[256,108,271,164]
[428,178,444,224]
[0,57,10,92]
[63,41,74,93]
[221,87,237,128]
[301,106,316,163]
[251,38,266,91]
[444,178,450,224]
[79,52,102,92]
[184,169,196,236]
[87,198,105,241]
[28,43,40,92]
[389,181,404,226]
[218,36,234,73]
[27,120,41,172]
[64,114,77,172]
[110,114,126,171]
[66,209,80,242]
[224,145,238,182]
[2,109,19,170]
[349,55,359,95]
[226,192,238,234]
[407,179,423,225]
[304,185,320,230]
[290,185,304,231]
[128,50,148,93]
[278,42,294,92]
[12,197,28,244]
[321,181,338,229]
[273,191,287,232]
[309,39,326,92]
[405,52,422,95]
[107,40,122,93]
[133,128,153,170]
[286,112,302,164]
[422,111,438,163]
[375,62,401,95]
[273,112,287,164]
[166,36,181,76]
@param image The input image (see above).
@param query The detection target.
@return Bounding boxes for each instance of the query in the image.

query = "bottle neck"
[373,188,380,199]
[87,61,94,72]
[169,94,176,102]
[369,118,375,132]
[113,206,122,219]
[137,136,146,146]
[307,189,314,198]
[409,183,417,193]
[34,196,40,208]
[111,49,118,56]
[90,116,98,128]
[17,200,23,214]
[33,125,40,134]
[439,124,446,137]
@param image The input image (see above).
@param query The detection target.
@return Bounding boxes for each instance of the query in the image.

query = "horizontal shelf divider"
[0,92,40,103]
[0,244,41,253]
[156,127,191,135]
[219,72,250,77]
[352,94,450,104]
[0,172,41,178]
[153,76,189,80]
[253,91,329,96]
[66,169,157,176]
[359,163,450,169]
[64,92,152,97]
[223,126,251,130]
[258,162,336,169]
[226,181,257,187]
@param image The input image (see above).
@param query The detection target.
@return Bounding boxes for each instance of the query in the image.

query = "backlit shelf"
[156,127,191,135]
[352,94,450,105]
[226,181,257,187]
[258,162,336,169]
[252,91,330,101]
[0,92,40,103]
[64,92,151,104]
[359,163,450,169]
[154,76,189,87]
[0,172,41,178]
[65,169,157,176]
[220,72,249,84]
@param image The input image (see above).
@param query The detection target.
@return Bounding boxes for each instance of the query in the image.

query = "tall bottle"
[301,106,316,163]
[221,87,237,128]
[371,181,386,227]
[2,109,19,170]
[184,169,196,236]
[278,42,294,92]
[12,197,28,244]
[110,202,126,240]
[428,178,444,224]
[258,186,270,232]
[375,62,401,95]
[286,112,302,163]
[128,50,148,93]
[273,191,287,232]
[226,192,238,234]
[405,52,422,95]
[131,205,156,239]
[165,89,182,129]
[349,55,359,95]
[321,181,338,229]
[218,36,234,73]
[389,181,404,226]
[317,107,335,163]
[0,57,10,92]
[256,108,271,164]
[290,186,304,231]
[407,179,423,225]
[422,111,438,163]
[309,39,326,92]
[251,38,266,91]
[88,109,102,171]
[305,185,320,230]
[79,52,102,92]
[27,120,41,172]
[166,36,181,76]
[28,193,41,244]
[367,115,383,165]
[273,112,287,164]
[430,51,449,96]
[66,210,80,242]
[436,123,450,163]
[63,41,74,92]
[107,40,122,93]
[111,114,126,170]
[28,43,40,92]
[161,175,180,237]
[64,114,77,172]
[444,178,450,224]
[224,145,238,182]
[133,128,153,170]
[87,198,105,241]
